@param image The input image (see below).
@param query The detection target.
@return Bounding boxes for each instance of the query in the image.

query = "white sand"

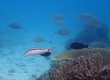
[0,31,68,80]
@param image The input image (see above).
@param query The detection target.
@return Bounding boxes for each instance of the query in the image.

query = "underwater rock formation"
[65,24,110,50]
[96,24,109,41]
[53,48,110,65]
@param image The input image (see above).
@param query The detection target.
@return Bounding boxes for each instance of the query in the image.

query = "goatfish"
[24,47,54,57]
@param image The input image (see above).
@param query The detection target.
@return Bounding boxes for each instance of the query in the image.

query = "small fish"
[9,23,22,29]
[53,29,71,35]
[24,47,54,56]
[90,18,102,24]
[52,14,65,20]
[32,36,45,43]
[82,23,99,29]
[53,20,65,26]
[70,42,88,49]
[76,13,97,21]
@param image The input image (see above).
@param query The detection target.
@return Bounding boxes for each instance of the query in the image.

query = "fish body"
[24,48,52,56]
[9,23,22,29]
[90,18,102,24]
[53,20,65,26]
[70,42,88,49]
[32,36,45,43]
[52,14,65,20]
[78,13,97,20]
[57,29,71,35]
[82,23,99,29]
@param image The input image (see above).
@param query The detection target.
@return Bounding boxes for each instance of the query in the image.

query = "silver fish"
[24,48,52,56]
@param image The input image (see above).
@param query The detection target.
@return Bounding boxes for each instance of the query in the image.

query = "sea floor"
[0,29,72,80]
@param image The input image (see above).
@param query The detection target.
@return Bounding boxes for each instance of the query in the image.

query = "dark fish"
[70,42,88,49]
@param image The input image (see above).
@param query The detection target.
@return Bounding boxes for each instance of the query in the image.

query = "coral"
[53,48,110,65]
[96,24,109,40]
[89,41,110,48]
[50,60,60,69]
[64,24,110,50]
[49,53,110,80]
[73,29,97,43]
[74,24,109,43]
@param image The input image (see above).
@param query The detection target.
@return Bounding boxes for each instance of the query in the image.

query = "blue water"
[0,0,110,80]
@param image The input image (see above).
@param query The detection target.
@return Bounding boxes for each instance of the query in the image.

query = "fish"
[90,18,102,24]
[9,23,22,29]
[54,29,71,35]
[32,36,45,43]
[53,20,65,26]
[82,23,99,29]
[76,13,97,21]
[52,14,65,20]
[24,47,54,56]
[70,42,88,49]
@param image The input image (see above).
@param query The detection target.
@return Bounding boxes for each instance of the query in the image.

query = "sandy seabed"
[0,32,67,80]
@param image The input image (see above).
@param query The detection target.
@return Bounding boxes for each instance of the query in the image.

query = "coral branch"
[48,53,110,80]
